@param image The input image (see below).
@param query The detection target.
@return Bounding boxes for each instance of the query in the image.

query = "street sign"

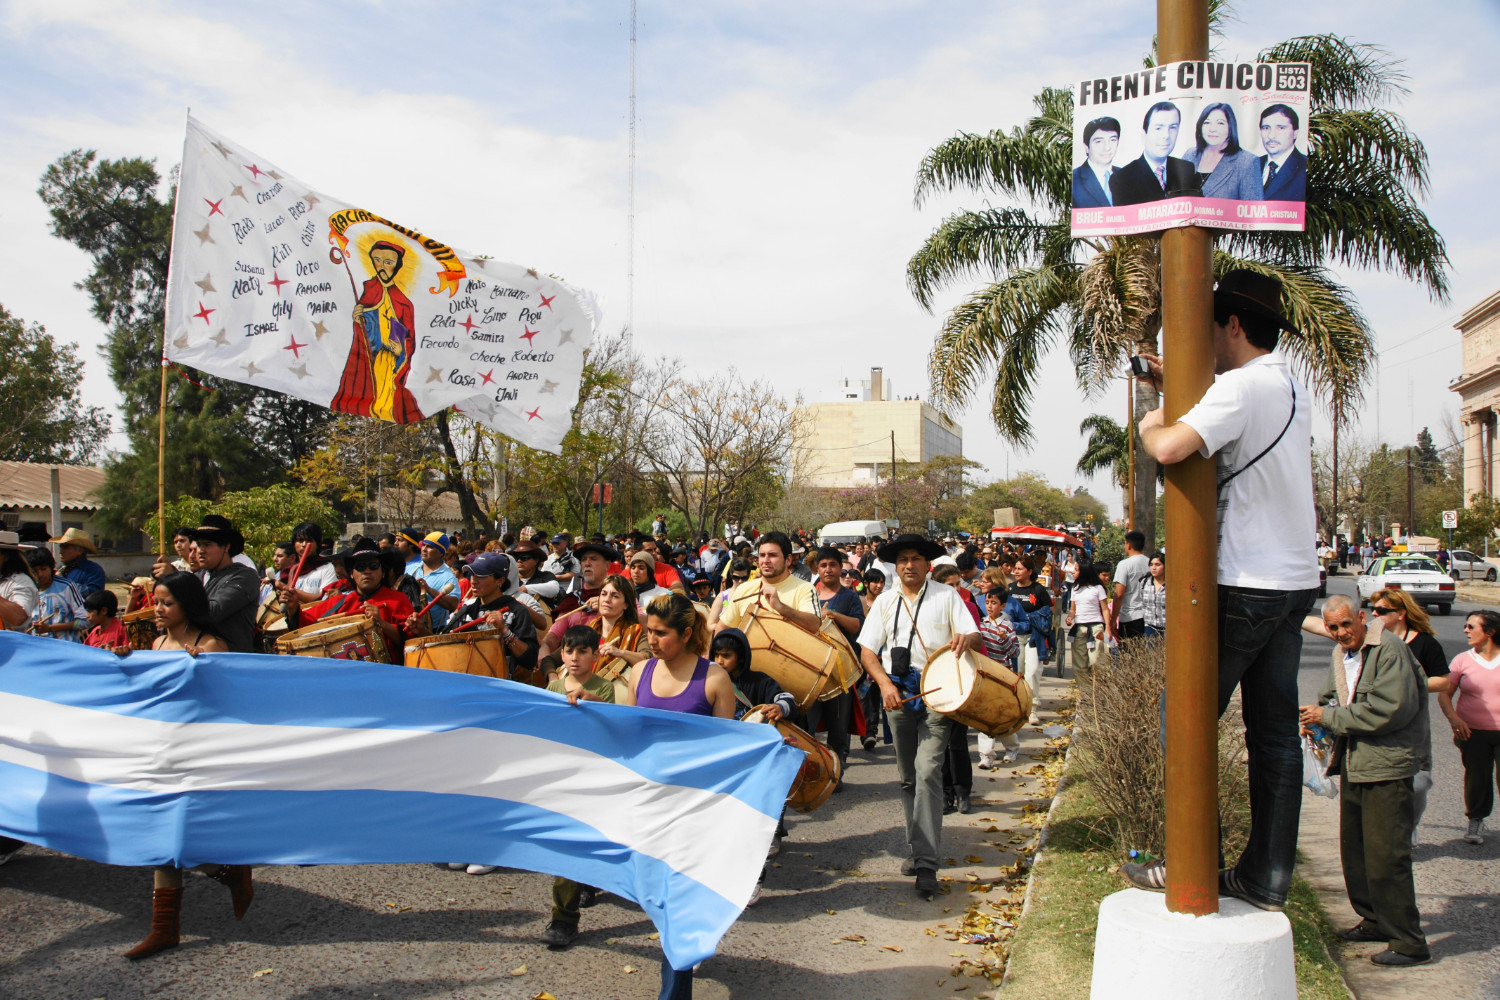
[1443,509,1458,529]
[591,483,614,505]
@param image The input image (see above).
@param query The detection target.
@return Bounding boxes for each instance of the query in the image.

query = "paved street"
[0,674,1069,1000]
[1299,572,1500,998]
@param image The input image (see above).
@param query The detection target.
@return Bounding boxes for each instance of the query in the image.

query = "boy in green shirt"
[541,625,613,948]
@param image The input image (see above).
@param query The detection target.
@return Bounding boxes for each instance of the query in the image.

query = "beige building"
[794,367,963,488]
[1452,289,1500,504]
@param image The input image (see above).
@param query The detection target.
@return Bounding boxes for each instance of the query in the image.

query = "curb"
[999,722,1076,990]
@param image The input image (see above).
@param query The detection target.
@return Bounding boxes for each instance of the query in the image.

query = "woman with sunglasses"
[706,557,755,629]
[1439,609,1500,845]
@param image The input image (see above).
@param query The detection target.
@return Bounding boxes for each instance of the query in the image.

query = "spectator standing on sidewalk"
[1300,595,1431,967]
[1120,270,1319,912]
[1439,609,1500,846]
[1109,531,1150,641]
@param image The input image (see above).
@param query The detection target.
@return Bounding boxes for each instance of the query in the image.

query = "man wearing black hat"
[856,533,982,897]
[286,539,416,659]
[512,540,562,609]
[551,540,619,618]
[1126,269,1319,912]
[187,516,262,653]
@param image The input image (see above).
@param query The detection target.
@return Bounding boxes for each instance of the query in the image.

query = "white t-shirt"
[1179,352,1319,590]
[857,579,978,678]
[1,573,40,618]
[295,562,339,596]
[1341,650,1362,705]
[1071,584,1107,624]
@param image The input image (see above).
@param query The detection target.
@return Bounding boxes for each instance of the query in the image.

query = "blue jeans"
[659,958,692,999]
[1214,584,1318,907]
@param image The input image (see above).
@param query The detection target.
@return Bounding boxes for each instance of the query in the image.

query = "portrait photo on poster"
[1069,60,1310,237]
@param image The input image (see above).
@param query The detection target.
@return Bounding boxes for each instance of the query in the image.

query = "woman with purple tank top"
[619,593,736,998]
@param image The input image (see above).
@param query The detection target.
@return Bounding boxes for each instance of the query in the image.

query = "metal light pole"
[1158,0,1219,917]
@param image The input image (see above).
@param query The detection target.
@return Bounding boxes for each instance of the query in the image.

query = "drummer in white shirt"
[857,533,982,898]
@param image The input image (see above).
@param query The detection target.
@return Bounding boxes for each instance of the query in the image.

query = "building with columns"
[1452,289,1500,503]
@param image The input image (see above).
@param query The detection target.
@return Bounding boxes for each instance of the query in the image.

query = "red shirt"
[297,586,415,630]
[86,618,129,649]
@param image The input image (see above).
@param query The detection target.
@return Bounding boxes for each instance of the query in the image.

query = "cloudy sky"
[2,0,1497,517]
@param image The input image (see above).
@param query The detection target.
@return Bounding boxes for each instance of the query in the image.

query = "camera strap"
[893,583,929,652]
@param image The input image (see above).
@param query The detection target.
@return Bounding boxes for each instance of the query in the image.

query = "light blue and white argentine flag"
[0,634,801,968]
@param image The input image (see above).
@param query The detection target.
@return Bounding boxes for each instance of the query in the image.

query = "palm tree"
[1077,414,1129,516]
[908,24,1448,542]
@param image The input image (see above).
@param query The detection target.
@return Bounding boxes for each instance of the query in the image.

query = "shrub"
[1070,638,1249,859]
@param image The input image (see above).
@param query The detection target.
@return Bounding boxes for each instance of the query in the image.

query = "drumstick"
[448,615,496,634]
[412,582,455,621]
[289,544,311,588]
[900,688,939,704]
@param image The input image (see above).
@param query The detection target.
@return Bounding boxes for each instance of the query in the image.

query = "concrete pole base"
[1089,889,1295,1000]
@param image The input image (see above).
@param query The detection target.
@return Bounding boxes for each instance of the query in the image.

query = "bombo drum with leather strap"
[921,648,1032,738]
[741,704,842,813]
[404,630,507,679]
[276,613,389,663]
[739,599,863,710]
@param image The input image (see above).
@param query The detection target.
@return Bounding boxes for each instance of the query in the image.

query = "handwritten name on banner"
[164,115,598,453]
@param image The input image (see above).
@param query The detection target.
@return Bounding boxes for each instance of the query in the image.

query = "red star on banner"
[194,302,215,324]
[460,314,479,334]
[521,326,539,344]
[538,292,556,310]
[526,407,542,421]
[204,197,224,216]
[284,335,307,359]
[268,272,288,295]
[246,163,265,180]
[479,369,495,385]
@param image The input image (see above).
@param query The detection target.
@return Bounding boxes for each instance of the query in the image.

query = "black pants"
[1459,728,1500,819]
[941,723,972,796]
[1118,618,1146,640]
[859,679,886,745]
[1341,776,1428,957]
[805,690,851,766]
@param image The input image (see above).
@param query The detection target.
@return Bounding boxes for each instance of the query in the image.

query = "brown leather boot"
[211,864,254,919]
[124,887,181,960]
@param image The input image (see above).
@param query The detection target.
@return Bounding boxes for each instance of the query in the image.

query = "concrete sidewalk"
[1298,783,1500,999]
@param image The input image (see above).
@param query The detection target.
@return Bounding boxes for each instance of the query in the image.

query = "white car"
[1449,549,1499,582]
[1356,554,1456,615]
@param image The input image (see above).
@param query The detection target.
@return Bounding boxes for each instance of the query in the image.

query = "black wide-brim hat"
[189,516,245,557]
[342,539,384,571]
[575,542,622,564]
[876,533,945,563]
[1214,269,1301,337]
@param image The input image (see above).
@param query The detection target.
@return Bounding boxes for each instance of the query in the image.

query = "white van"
[817,520,888,546]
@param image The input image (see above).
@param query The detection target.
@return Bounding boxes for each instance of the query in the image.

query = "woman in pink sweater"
[1440,609,1500,845]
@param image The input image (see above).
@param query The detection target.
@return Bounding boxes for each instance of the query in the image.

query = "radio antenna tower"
[626,0,637,347]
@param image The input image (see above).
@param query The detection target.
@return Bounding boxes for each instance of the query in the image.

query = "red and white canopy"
[988,525,1085,549]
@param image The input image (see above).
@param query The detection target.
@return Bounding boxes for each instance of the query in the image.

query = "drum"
[255,596,288,654]
[921,648,1032,739]
[275,613,388,662]
[404,630,507,679]
[121,607,158,651]
[742,705,841,813]
[739,601,863,709]
[594,621,644,682]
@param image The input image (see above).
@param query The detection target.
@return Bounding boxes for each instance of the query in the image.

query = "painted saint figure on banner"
[331,239,423,422]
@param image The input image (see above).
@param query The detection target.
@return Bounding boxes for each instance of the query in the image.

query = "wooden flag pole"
[157,356,168,556]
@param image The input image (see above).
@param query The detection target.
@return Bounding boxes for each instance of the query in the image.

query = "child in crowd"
[83,589,129,651]
[977,590,1022,769]
[539,625,615,949]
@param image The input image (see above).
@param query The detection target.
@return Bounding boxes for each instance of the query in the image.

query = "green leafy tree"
[957,471,1106,534]
[37,150,334,536]
[0,305,111,463]
[145,484,341,567]
[907,18,1448,544]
